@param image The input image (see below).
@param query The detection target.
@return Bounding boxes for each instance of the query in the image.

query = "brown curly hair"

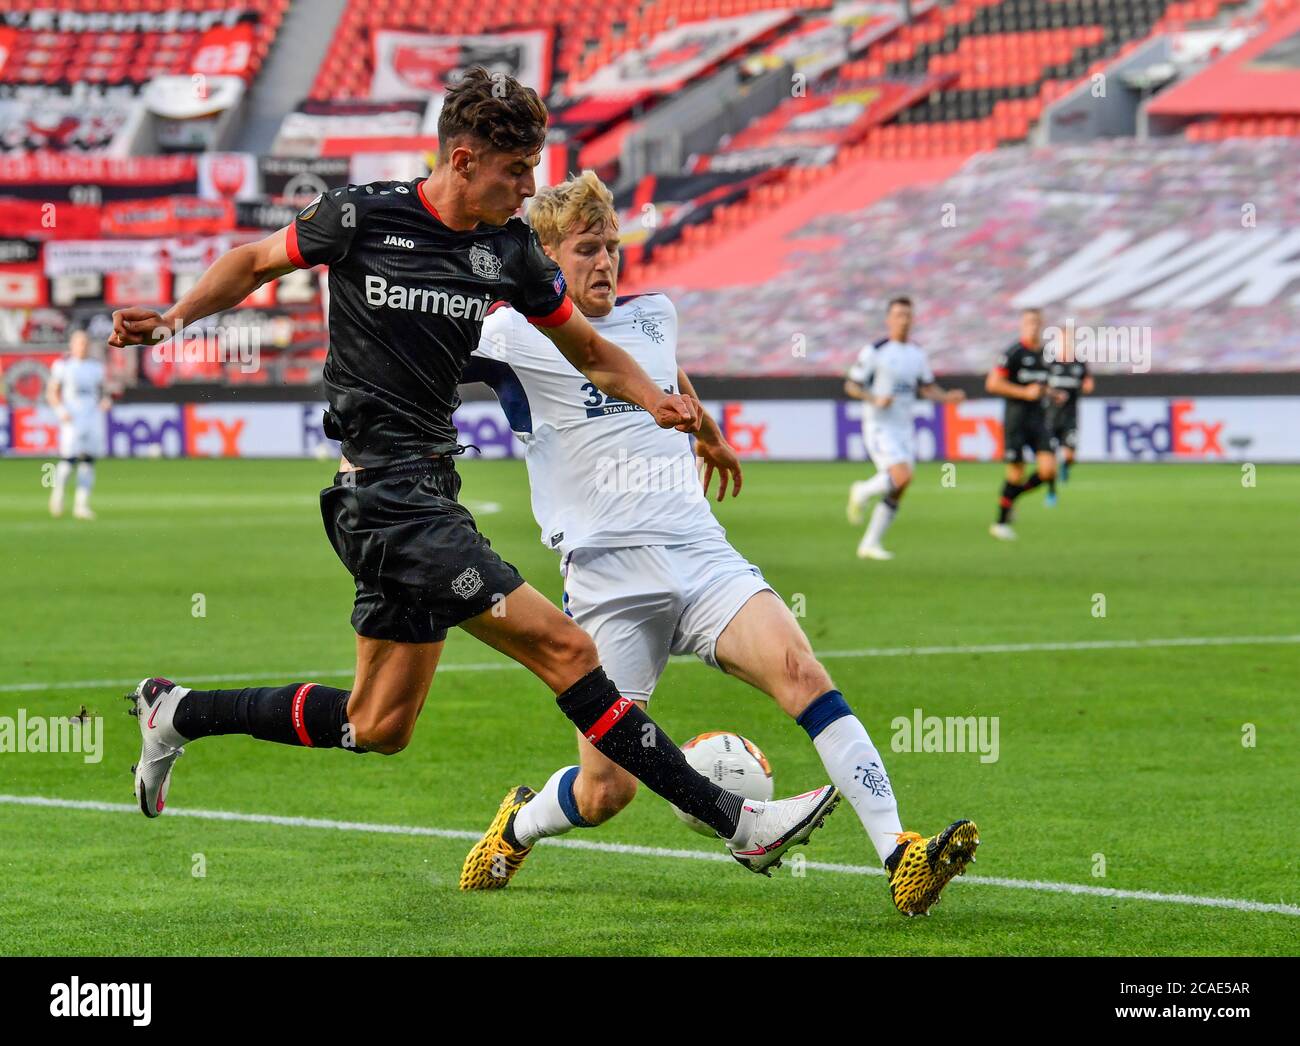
[437,66,549,159]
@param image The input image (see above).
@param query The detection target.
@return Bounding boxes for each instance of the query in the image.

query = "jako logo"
[383,235,414,249]
[50,978,151,1026]
[1105,400,1225,458]
[364,275,492,320]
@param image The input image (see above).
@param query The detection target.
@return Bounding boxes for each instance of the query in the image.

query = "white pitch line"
[4,633,1298,695]
[2,793,1297,918]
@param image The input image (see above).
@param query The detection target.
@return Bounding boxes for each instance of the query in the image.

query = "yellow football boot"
[885,819,980,916]
[459,785,536,891]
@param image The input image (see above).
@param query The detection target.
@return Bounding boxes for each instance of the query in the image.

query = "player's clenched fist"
[651,392,700,433]
[109,307,171,348]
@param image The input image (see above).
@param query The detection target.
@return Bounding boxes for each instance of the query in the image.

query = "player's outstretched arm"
[109,227,298,348]
[541,308,698,432]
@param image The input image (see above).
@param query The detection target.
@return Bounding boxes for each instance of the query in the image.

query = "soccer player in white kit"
[459,173,978,915]
[844,297,964,560]
[45,329,109,520]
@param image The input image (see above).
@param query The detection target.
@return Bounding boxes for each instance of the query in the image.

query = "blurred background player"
[463,174,977,915]
[46,330,109,520]
[1044,324,1094,506]
[986,308,1058,540]
[844,297,964,560]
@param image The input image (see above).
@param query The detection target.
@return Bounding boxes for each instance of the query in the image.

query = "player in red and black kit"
[1044,324,1094,505]
[985,307,1060,540]
[108,68,838,880]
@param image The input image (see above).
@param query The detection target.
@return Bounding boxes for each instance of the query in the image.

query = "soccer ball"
[671,731,774,837]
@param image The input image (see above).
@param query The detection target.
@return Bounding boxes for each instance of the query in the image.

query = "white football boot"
[726,785,841,875]
[846,482,871,526]
[989,523,1017,541]
[857,542,894,561]
[126,677,188,818]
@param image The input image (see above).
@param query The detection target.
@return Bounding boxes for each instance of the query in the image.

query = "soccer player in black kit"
[1044,324,1094,505]
[985,307,1060,540]
[109,68,838,882]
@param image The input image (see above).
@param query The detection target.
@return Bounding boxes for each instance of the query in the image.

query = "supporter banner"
[6,397,1294,461]
[570,12,793,98]
[0,154,197,201]
[197,152,260,201]
[257,156,349,202]
[704,73,952,171]
[44,238,230,277]
[191,21,258,78]
[235,200,300,231]
[615,168,777,259]
[746,1,932,80]
[0,198,102,239]
[101,197,234,237]
[1147,10,1300,116]
[274,99,429,154]
[3,10,247,32]
[0,94,142,154]
[370,30,552,105]
[0,240,40,265]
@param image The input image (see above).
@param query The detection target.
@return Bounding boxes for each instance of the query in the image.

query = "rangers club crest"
[451,567,484,598]
[469,243,502,280]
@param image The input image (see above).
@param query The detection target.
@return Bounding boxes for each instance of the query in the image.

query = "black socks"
[555,667,743,837]
[173,683,356,750]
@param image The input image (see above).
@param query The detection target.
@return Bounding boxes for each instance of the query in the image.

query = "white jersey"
[847,338,934,433]
[471,293,723,557]
[50,356,105,427]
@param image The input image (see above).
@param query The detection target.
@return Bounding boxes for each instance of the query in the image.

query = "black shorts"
[1047,407,1079,450]
[1003,407,1051,462]
[319,457,525,644]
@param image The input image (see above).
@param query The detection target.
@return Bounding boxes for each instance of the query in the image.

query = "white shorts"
[59,418,105,459]
[863,423,914,470]
[561,535,774,702]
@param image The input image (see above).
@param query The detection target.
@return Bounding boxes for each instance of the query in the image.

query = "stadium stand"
[0,0,288,88]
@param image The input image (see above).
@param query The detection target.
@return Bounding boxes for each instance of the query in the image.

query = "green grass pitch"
[0,457,1296,956]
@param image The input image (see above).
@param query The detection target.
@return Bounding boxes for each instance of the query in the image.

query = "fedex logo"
[108,406,184,457]
[452,405,517,459]
[184,405,246,457]
[9,407,58,454]
[1105,400,1225,459]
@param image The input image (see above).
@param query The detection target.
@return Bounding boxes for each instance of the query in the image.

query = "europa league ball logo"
[210,155,247,198]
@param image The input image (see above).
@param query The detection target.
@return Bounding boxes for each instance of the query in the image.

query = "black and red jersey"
[288,178,572,466]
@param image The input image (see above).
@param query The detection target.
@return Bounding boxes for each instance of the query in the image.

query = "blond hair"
[529,170,618,248]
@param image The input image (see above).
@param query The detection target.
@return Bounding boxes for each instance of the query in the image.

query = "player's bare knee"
[775,648,834,717]
[549,621,601,685]
[352,713,414,755]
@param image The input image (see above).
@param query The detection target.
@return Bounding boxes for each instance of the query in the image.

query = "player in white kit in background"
[46,329,109,520]
[460,173,978,915]
[844,297,964,560]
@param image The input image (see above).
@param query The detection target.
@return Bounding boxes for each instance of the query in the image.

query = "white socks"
[809,711,903,864]
[75,461,95,510]
[512,765,590,848]
[857,470,895,500]
[862,498,898,549]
